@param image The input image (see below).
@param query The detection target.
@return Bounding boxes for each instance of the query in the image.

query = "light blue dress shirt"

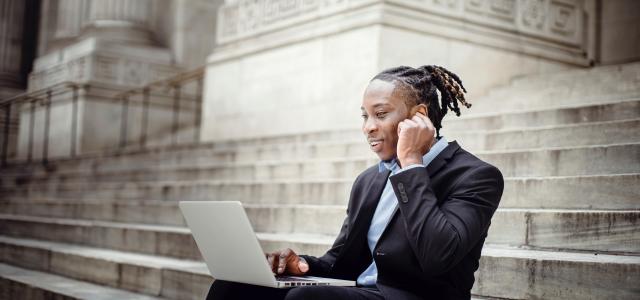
[356,137,449,287]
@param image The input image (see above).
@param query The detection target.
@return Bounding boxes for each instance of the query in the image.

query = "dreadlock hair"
[371,65,471,138]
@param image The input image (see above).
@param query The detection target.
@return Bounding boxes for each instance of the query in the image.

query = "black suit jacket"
[300,141,504,300]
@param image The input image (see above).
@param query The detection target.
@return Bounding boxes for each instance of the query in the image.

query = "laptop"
[179,201,356,288]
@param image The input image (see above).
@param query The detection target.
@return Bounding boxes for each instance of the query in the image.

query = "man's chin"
[375,152,395,162]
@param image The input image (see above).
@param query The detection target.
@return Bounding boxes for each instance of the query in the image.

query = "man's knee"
[284,286,324,300]
[207,280,289,300]
[206,280,235,300]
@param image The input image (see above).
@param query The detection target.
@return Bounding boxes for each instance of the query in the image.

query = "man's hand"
[397,111,436,168]
[266,248,309,276]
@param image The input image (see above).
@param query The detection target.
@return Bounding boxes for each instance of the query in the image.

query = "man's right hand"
[266,248,309,276]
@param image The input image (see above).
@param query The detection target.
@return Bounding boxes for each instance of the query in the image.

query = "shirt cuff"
[394,164,425,174]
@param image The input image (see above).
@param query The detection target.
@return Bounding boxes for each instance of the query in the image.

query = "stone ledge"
[0,263,164,300]
[1,207,637,255]
[211,0,594,66]
[3,173,639,210]
[1,235,637,300]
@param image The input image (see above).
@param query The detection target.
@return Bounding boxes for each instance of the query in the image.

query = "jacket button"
[398,182,405,192]
[401,194,409,203]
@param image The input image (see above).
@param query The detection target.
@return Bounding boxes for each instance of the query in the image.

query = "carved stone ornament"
[217,0,586,47]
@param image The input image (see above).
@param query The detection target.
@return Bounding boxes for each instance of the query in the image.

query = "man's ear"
[409,104,428,117]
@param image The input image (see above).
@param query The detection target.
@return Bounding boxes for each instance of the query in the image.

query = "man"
[206,65,504,300]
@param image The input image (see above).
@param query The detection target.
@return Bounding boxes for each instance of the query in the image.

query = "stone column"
[52,0,87,41]
[21,0,184,158]
[82,0,155,44]
[0,0,27,90]
[0,0,39,160]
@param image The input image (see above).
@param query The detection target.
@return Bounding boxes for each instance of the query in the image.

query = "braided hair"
[371,65,471,138]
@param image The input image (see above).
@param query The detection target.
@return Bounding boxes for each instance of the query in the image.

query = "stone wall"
[598,0,640,64]
[201,0,595,141]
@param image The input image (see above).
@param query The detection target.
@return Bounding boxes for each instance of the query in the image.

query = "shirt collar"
[377,136,449,173]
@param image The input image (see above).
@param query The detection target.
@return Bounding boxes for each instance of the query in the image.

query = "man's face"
[361,79,410,161]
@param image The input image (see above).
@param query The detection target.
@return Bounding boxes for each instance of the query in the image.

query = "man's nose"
[363,118,378,134]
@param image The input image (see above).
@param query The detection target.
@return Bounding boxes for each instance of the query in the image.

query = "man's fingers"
[266,254,275,273]
[277,248,295,274]
[266,248,305,275]
[414,110,430,122]
[412,114,436,136]
[399,119,418,132]
[286,255,308,275]
[297,258,309,273]
[411,114,431,128]
[278,253,287,274]
[404,119,418,127]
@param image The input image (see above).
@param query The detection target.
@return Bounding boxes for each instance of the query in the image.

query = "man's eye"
[376,112,387,118]
[361,115,368,120]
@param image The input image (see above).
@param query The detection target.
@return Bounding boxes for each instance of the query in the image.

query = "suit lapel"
[344,168,390,249]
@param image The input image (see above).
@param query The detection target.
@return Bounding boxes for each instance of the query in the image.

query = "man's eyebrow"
[362,103,391,110]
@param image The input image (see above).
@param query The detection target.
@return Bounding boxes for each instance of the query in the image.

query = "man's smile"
[368,138,383,151]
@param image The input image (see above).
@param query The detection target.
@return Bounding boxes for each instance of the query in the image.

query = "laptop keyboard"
[276,276,328,287]
[276,276,313,282]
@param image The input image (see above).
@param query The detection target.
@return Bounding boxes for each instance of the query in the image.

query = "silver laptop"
[179,201,356,288]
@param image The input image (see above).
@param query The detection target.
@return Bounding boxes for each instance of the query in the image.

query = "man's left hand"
[397,112,436,167]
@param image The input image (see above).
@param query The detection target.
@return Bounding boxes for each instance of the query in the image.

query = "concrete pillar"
[0,0,27,91]
[52,0,86,41]
[82,0,155,44]
[17,0,194,160]
[0,0,39,161]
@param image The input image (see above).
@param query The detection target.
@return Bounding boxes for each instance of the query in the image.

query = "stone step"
[5,117,639,189]
[0,236,212,300]
[507,62,640,93]
[488,209,640,254]
[0,213,202,260]
[472,88,640,115]
[12,115,639,175]
[479,143,640,177]
[471,63,640,113]
[0,213,336,260]
[0,263,165,300]
[2,155,377,184]
[0,141,369,180]
[2,129,367,174]
[5,97,640,179]
[3,143,638,193]
[3,178,353,204]
[447,118,640,151]
[0,204,637,255]
[3,173,638,210]
[443,99,640,131]
[500,174,640,210]
[0,235,637,300]
[472,246,640,300]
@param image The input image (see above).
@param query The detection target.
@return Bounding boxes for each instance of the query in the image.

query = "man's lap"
[285,284,383,300]
[206,280,384,300]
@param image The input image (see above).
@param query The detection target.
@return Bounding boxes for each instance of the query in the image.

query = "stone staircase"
[1,62,639,299]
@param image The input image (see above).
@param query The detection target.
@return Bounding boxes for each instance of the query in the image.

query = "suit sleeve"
[389,164,503,276]
[298,172,364,277]
[299,213,349,277]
